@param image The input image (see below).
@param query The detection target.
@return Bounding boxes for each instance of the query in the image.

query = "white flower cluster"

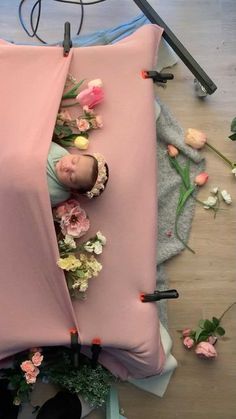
[232,168,236,177]
[84,231,106,255]
[203,186,232,209]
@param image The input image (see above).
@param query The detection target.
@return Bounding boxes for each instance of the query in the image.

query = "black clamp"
[142,70,174,84]
[141,289,179,303]
[63,22,72,57]
[70,329,81,368]
[91,338,102,369]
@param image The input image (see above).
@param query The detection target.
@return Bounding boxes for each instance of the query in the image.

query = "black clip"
[63,22,72,57]
[91,338,101,369]
[141,70,174,84]
[70,328,81,368]
[140,289,179,303]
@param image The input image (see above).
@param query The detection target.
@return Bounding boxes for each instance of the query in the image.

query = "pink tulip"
[185,128,207,149]
[194,172,209,186]
[195,342,217,359]
[183,336,195,349]
[76,86,104,108]
[182,328,191,337]
[167,144,179,157]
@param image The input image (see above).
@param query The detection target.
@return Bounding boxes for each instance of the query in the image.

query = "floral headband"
[86,153,108,199]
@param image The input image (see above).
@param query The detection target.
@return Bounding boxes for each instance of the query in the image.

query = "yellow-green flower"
[74,136,89,150]
[57,255,81,271]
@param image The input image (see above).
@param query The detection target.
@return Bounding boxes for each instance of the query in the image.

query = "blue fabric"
[106,386,126,419]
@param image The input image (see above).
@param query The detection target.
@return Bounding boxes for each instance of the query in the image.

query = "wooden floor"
[1,1,236,418]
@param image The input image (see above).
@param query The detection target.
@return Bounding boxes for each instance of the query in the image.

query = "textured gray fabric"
[156,99,205,327]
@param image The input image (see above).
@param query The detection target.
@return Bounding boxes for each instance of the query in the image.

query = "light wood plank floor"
[0,1,235,418]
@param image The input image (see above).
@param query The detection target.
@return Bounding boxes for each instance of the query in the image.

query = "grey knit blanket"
[156,99,205,327]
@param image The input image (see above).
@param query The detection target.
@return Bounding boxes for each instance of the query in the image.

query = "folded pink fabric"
[0,25,165,378]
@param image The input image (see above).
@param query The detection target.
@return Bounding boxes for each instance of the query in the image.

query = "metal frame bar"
[133,0,217,95]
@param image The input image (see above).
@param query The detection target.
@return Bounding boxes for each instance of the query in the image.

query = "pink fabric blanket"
[0,25,165,379]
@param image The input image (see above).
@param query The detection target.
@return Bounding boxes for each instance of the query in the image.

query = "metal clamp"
[63,22,72,57]
[141,289,179,302]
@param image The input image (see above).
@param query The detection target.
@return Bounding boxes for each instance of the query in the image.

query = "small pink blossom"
[76,118,90,132]
[53,199,81,220]
[195,341,217,359]
[83,105,94,115]
[185,128,207,150]
[167,144,179,157]
[95,115,103,128]
[57,110,72,123]
[76,86,104,109]
[60,206,90,238]
[20,360,35,373]
[32,352,44,367]
[195,172,209,186]
[182,328,191,337]
[183,336,195,349]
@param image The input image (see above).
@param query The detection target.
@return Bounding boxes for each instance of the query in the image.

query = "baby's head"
[55,152,109,198]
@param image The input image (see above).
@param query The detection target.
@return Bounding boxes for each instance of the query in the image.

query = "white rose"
[64,235,76,249]
[231,168,236,177]
[94,241,103,255]
[203,196,217,209]
[84,242,94,253]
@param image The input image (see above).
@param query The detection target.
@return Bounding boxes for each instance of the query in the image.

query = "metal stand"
[133,0,217,95]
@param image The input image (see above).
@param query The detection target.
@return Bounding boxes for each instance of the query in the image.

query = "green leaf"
[203,319,215,333]
[216,326,225,336]
[177,185,196,216]
[228,132,236,141]
[198,319,205,329]
[230,117,236,133]
[212,317,220,327]
[197,333,210,343]
[62,79,85,99]
[182,159,191,189]
[195,328,204,342]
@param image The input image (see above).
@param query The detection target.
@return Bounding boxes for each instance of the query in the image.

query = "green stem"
[206,141,234,169]
[174,216,195,254]
[219,302,236,322]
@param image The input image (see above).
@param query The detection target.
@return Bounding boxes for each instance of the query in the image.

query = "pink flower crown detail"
[85,153,108,199]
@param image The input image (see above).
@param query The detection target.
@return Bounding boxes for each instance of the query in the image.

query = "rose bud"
[194,172,209,186]
[74,136,89,150]
[185,128,207,149]
[207,336,218,345]
[182,328,192,337]
[183,337,195,349]
[195,341,217,359]
[167,144,179,157]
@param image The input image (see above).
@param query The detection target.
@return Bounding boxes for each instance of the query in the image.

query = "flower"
[83,232,106,255]
[185,128,207,149]
[207,336,218,345]
[194,172,209,186]
[203,196,217,209]
[95,115,103,128]
[167,144,179,157]
[74,136,89,150]
[32,352,44,367]
[76,118,90,132]
[76,86,104,108]
[57,110,72,123]
[182,328,191,337]
[13,397,21,406]
[63,235,76,249]
[232,168,236,177]
[183,337,195,349]
[25,368,39,384]
[211,186,219,194]
[60,206,90,238]
[221,189,232,204]
[96,231,106,245]
[20,360,35,373]
[88,78,103,88]
[195,342,217,359]
[57,254,82,271]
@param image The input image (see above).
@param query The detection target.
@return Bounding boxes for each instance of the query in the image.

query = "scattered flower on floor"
[167,144,179,157]
[203,196,218,209]
[183,337,195,349]
[194,172,209,186]
[221,189,232,204]
[195,342,217,359]
[185,128,207,149]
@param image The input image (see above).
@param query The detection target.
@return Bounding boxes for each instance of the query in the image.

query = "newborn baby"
[47,142,108,207]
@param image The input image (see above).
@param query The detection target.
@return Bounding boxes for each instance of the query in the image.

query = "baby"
[47,142,109,207]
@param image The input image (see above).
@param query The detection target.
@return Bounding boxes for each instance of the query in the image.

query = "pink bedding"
[0,24,165,379]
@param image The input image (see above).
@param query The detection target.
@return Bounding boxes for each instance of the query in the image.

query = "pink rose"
[32,352,44,367]
[185,128,207,149]
[76,86,104,108]
[53,199,81,220]
[195,342,217,359]
[20,360,35,373]
[182,328,191,337]
[167,144,179,157]
[76,118,90,132]
[57,110,72,122]
[25,367,39,384]
[194,172,209,186]
[60,206,90,238]
[183,336,195,349]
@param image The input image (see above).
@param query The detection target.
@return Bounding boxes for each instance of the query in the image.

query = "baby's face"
[55,154,94,190]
